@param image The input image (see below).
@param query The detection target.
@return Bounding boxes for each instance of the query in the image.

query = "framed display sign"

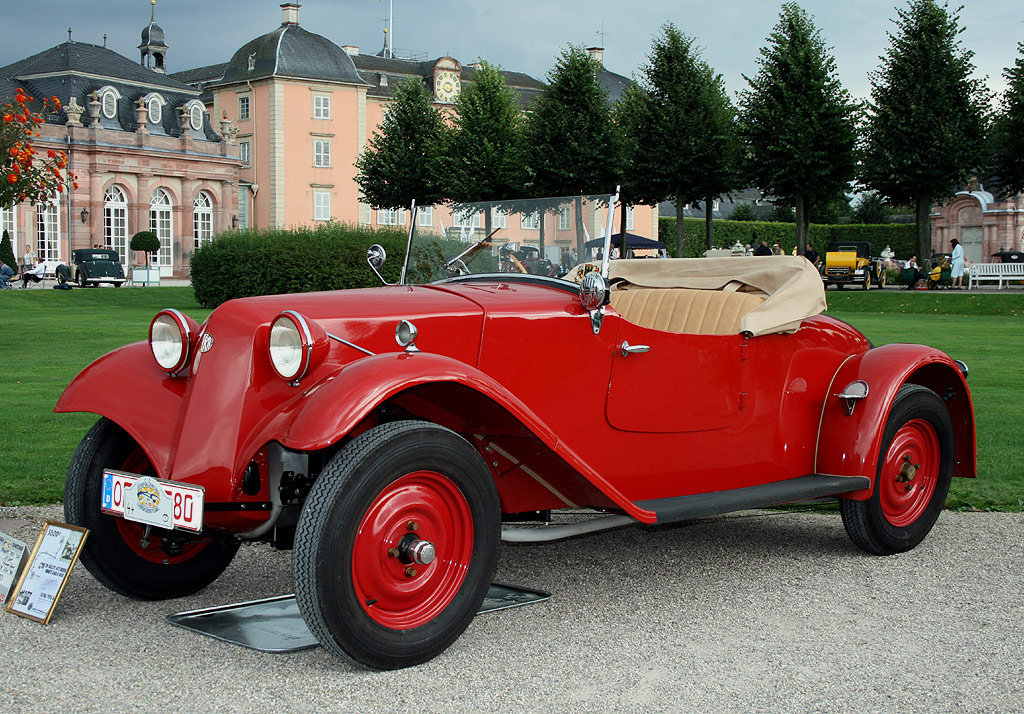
[5,520,88,625]
[0,531,28,606]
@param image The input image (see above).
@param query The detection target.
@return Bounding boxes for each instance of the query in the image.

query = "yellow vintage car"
[823,241,886,290]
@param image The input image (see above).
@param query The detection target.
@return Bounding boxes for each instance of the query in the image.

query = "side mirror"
[366,244,390,285]
[579,271,608,334]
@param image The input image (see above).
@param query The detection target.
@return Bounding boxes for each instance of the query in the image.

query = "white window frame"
[558,206,571,230]
[149,188,173,269]
[238,95,250,121]
[625,206,634,231]
[147,95,163,125]
[1,205,16,246]
[417,205,433,227]
[188,102,204,131]
[239,140,251,166]
[100,87,120,120]
[313,139,331,168]
[313,95,331,119]
[193,191,213,249]
[453,209,481,229]
[491,208,507,229]
[314,191,331,221]
[36,196,60,262]
[104,186,129,264]
[521,211,540,230]
[377,208,405,226]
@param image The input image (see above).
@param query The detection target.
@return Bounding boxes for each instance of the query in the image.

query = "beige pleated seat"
[609,288,765,335]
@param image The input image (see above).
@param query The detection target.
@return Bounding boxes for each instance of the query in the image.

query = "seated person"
[21,258,46,288]
[928,258,950,287]
[0,260,15,289]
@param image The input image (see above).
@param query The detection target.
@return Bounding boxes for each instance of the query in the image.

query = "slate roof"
[597,66,632,103]
[141,21,167,49]
[0,41,219,141]
[170,63,227,88]
[214,24,367,86]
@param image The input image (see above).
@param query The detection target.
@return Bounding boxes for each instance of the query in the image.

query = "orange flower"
[73,182,79,189]
[47,149,56,158]
[7,174,16,183]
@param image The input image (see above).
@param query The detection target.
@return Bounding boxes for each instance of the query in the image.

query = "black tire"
[64,418,239,599]
[76,270,86,288]
[56,268,67,285]
[294,421,500,670]
[863,271,871,290]
[840,384,954,555]
[877,270,887,289]
[112,281,122,288]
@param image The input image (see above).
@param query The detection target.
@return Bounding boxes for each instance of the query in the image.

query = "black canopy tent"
[584,232,666,250]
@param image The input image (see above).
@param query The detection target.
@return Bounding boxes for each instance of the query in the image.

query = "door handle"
[620,341,651,357]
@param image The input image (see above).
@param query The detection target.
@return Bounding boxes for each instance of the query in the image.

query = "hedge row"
[658,218,918,259]
[190,223,409,308]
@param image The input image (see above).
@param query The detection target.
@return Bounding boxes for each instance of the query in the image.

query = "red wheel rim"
[878,419,940,527]
[352,471,474,629]
[112,447,211,564]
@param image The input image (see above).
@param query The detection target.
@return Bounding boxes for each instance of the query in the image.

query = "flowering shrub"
[1,88,77,208]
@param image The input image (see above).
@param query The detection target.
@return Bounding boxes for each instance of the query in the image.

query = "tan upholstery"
[609,288,765,335]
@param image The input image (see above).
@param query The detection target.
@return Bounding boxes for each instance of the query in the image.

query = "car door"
[606,318,747,433]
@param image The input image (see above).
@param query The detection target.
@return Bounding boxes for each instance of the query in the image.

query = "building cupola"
[281,3,301,26]
[139,0,168,73]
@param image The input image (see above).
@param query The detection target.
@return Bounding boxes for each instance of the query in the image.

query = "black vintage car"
[56,249,127,288]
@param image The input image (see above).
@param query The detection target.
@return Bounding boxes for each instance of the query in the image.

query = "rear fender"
[815,344,976,500]
[54,342,184,476]
[278,351,652,522]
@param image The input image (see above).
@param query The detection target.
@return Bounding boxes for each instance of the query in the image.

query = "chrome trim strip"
[599,188,620,280]
[399,199,416,284]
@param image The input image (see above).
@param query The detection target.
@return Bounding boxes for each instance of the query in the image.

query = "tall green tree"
[738,3,859,253]
[617,24,743,256]
[990,42,1024,197]
[441,61,526,234]
[860,0,989,261]
[524,46,617,257]
[355,77,446,213]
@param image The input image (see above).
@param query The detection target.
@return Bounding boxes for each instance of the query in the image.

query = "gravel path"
[1,506,1021,713]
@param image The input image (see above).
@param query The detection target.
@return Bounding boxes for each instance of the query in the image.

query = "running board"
[634,474,871,525]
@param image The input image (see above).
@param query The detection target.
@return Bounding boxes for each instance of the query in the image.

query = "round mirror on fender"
[579,271,608,312]
[367,244,387,269]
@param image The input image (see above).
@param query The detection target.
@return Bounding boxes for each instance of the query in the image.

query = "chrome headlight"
[149,309,197,374]
[269,311,328,382]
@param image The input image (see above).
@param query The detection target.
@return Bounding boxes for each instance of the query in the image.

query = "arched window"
[193,191,213,249]
[104,186,129,264]
[36,195,60,262]
[149,188,173,269]
[0,205,16,247]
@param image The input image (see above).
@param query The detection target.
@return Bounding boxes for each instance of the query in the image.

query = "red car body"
[56,193,976,669]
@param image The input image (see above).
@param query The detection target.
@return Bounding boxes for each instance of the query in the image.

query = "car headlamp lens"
[149,309,193,373]
[270,312,311,381]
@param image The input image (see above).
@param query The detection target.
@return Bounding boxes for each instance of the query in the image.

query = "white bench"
[968,262,1024,289]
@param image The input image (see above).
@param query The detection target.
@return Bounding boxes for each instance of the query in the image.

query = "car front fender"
[54,341,185,477]
[276,351,652,522]
[815,343,976,500]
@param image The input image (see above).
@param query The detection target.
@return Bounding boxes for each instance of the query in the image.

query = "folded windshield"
[402,194,615,285]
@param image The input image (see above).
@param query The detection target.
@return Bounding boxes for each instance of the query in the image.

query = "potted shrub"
[129,230,161,285]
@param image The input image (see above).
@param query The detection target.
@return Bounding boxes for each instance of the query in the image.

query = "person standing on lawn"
[950,239,965,289]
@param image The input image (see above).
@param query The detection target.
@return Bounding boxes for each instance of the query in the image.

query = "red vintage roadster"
[57,193,976,669]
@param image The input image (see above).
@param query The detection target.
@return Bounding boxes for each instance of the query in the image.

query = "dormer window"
[148,96,162,124]
[99,87,121,119]
[187,101,204,131]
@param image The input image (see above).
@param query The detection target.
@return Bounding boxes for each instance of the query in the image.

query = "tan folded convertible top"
[605,256,827,337]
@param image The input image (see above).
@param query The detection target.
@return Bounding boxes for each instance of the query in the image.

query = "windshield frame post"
[599,187,621,279]
[399,199,418,285]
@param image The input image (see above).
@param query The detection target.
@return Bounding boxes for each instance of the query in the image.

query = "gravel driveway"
[1,505,1021,713]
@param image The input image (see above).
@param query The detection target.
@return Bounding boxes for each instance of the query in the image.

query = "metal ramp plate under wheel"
[167,583,551,653]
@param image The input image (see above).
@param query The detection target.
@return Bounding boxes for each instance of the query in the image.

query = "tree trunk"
[675,195,685,258]
[916,193,932,267]
[795,191,808,254]
[704,196,713,252]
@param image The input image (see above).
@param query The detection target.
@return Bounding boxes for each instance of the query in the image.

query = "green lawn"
[0,286,1022,510]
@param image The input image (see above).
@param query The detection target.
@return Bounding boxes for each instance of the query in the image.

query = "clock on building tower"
[434,70,461,103]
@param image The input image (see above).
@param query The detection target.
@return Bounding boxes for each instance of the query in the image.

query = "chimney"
[587,47,604,65]
[341,45,359,56]
[281,3,300,26]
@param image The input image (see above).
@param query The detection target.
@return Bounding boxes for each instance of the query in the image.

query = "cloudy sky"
[1,0,1020,102]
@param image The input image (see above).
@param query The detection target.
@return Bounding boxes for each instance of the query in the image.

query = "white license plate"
[101,469,204,533]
